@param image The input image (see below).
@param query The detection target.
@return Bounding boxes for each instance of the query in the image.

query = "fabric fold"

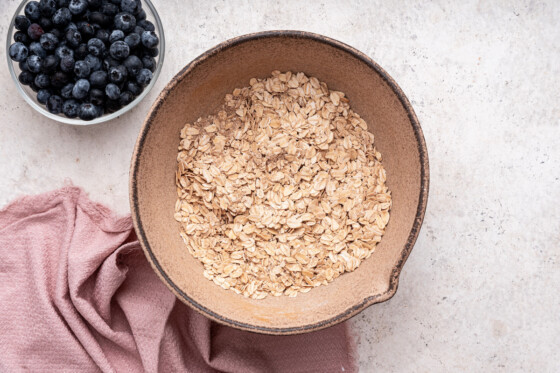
[0,187,356,373]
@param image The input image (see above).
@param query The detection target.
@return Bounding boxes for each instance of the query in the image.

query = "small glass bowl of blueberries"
[7,0,164,124]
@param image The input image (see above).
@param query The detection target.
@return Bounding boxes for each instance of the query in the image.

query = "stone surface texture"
[1,1,558,371]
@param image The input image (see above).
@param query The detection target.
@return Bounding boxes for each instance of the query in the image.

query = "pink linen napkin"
[0,187,356,372]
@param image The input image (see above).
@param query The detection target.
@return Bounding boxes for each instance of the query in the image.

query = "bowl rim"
[130,30,430,335]
[5,0,165,126]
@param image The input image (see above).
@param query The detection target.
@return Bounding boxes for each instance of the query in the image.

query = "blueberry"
[62,99,79,118]
[65,29,82,48]
[105,83,120,100]
[126,81,141,95]
[46,95,63,114]
[96,29,110,43]
[101,2,119,16]
[30,82,40,92]
[73,60,90,78]
[38,17,53,30]
[105,99,122,113]
[109,40,129,60]
[143,47,158,57]
[120,0,139,13]
[123,55,142,75]
[65,22,77,32]
[52,8,72,27]
[41,54,59,73]
[114,12,136,33]
[141,31,159,49]
[119,90,134,106]
[50,71,70,88]
[28,42,46,58]
[19,60,29,71]
[39,0,57,17]
[108,65,127,84]
[50,28,62,40]
[57,0,70,7]
[61,83,74,98]
[27,23,45,40]
[39,33,59,51]
[124,33,140,49]
[72,78,90,99]
[69,0,88,15]
[102,57,119,70]
[77,22,95,39]
[87,0,102,9]
[135,9,146,21]
[78,102,101,120]
[75,43,88,59]
[19,59,30,70]
[18,71,35,86]
[93,23,103,35]
[88,11,110,27]
[89,70,108,88]
[19,71,36,86]
[55,45,74,59]
[137,20,154,32]
[37,88,52,104]
[26,55,43,73]
[87,38,105,57]
[25,2,42,21]
[133,26,145,35]
[84,54,102,71]
[88,88,105,106]
[109,33,124,48]
[34,73,50,88]
[15,15,32,31]
[9,42,29,62]
[14,31,30,44]
[60,56,75,72]
[136,68,152,86]
[141,55,155,72]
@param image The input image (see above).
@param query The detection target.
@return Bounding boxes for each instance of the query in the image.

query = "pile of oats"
[174,71,391,299]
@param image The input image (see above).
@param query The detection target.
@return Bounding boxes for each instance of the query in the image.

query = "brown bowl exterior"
[130,31,429,335]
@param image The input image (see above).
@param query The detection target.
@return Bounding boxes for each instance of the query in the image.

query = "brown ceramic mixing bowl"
[130,31,429,335]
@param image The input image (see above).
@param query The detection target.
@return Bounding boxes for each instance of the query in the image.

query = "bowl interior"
[6,0,165,125]
[131,32,427,334]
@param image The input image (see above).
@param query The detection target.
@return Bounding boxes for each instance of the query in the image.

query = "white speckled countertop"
[1,1,559,371]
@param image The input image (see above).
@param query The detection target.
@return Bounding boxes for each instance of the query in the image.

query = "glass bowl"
[6,0,165,125]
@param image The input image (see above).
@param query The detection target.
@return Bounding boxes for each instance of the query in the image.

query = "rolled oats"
[175,71,391,299]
